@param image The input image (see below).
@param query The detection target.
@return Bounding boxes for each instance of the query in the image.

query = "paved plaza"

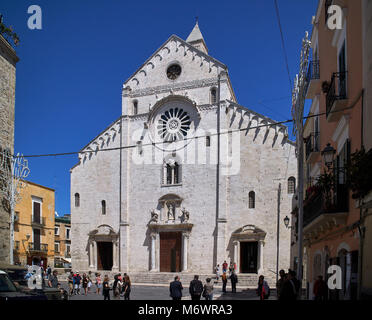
[59,281,277,300]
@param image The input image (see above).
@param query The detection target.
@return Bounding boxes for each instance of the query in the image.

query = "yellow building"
[54,215,71,267]
[13,181,55,268]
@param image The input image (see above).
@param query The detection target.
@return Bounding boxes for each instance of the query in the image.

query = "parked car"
[0,270,47,300]
[0,263,68,300]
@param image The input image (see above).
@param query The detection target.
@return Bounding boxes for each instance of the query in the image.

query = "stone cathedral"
[71,23,297,283]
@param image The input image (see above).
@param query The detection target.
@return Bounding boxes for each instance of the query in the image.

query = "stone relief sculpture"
[181,207,189,223]
[167,202,176,221]
[149,209,159,223]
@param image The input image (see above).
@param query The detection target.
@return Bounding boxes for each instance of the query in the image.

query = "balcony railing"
[326,72,347,118]
[305,132,320,160]
[31,216,46,227]
[304,183,349,227]
[28,242,48,252]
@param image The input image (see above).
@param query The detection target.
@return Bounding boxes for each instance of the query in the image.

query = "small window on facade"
[66,228,70,239]
[206,136,211,147]
[288,177,296,194]
[55,227,59,236]
[133,101,138,115]
[211,88,217,104]
[75,193,80,207]
[249,191,255,209]
[54,242,60,253]
[102,200,106,215]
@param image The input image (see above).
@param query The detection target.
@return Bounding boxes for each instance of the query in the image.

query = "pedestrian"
[256,275,270,300]
[113,274,120,299]
[215,264,220,281]
[229,261,233,276]
[121,273,128,295]
[169,276,183,300]
[221,272,228,293]
[222,260,228,274]
[87,271,92,293]
[230,270,238,293]
[48,270,59,288]
[189,275,203,300]
[203,278,214,300]
[47,265,52,277]
[122,275,131,300]
[67,271,74,296]
[102,275,111,300]
[73,272,82,295]
[95,273,102,295]
[279,271,298,301]
[82,273,89,295]
[276,269,286,300]
[313,275,328,301]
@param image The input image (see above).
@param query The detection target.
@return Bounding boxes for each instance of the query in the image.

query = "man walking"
[189,275,203,300]
[67,271,74,296]
[230,270,238,293]
[276,269,286,300]
[169,276,183,300]
[221,272,228,293]
[48,270,59,288]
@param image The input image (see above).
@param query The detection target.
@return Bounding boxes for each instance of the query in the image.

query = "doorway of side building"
[160,232,182,272]
[97,242,113,270]
[240,241,258,273]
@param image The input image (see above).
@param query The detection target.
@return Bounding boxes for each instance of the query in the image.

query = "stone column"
[150,233,156,271]
[89,241,94,268]
[182,233,189,272]
[112,239,119,271]
[258,240,264,274]
[233,241,239,273]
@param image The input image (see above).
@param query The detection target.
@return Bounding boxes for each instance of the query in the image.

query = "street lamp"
[321,143,336,169]
[283,215,292,229]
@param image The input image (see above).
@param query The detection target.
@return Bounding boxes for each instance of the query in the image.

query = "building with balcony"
[13,181,55,268]
[291,0,365,300]
[54,214,71,268]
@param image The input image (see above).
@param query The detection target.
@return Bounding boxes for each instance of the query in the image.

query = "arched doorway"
[231,225,266,274]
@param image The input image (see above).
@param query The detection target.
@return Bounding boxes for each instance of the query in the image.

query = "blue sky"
[1,0,317,215]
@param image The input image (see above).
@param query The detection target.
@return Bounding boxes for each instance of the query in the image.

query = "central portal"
[160,232,182,272]
[97,242,113,270]
[240,241,258,273]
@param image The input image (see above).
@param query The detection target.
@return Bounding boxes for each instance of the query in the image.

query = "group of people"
[169,275,216,300]
[67,271,132,300]
[275,269,302,300]
[215,261,239,293]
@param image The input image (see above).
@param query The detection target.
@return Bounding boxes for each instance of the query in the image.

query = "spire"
[186,20,208,54]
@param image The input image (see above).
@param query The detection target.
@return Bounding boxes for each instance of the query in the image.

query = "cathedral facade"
[70,23,297,280]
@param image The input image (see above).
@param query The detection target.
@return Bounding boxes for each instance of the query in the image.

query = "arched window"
[210,88,217,104]
[74,193,80,207]
[101,200,106,215]
[248,191,255,209]
[165,161,181,185]
[288,177,296,194]
[133,100,138,115]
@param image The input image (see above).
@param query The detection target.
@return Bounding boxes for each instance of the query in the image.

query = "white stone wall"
[71,34,297,278]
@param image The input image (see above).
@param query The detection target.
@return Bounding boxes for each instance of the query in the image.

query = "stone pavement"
[59,281,277,300]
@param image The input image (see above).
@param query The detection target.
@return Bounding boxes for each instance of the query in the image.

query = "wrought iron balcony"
[31,216,46,227]
[305,60,320,99]
[326,72,348,120]
[304,183,349,227]
[28,242,48,252]
[305,132,320,161]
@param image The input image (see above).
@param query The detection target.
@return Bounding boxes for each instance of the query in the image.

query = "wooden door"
[97,242,113,270]
[160,232,182,272]
[33,228,41,251]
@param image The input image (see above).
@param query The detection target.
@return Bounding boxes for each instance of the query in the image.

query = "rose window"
[157,107,191,141]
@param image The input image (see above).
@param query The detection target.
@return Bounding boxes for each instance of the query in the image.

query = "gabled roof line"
[123,34,227,87]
